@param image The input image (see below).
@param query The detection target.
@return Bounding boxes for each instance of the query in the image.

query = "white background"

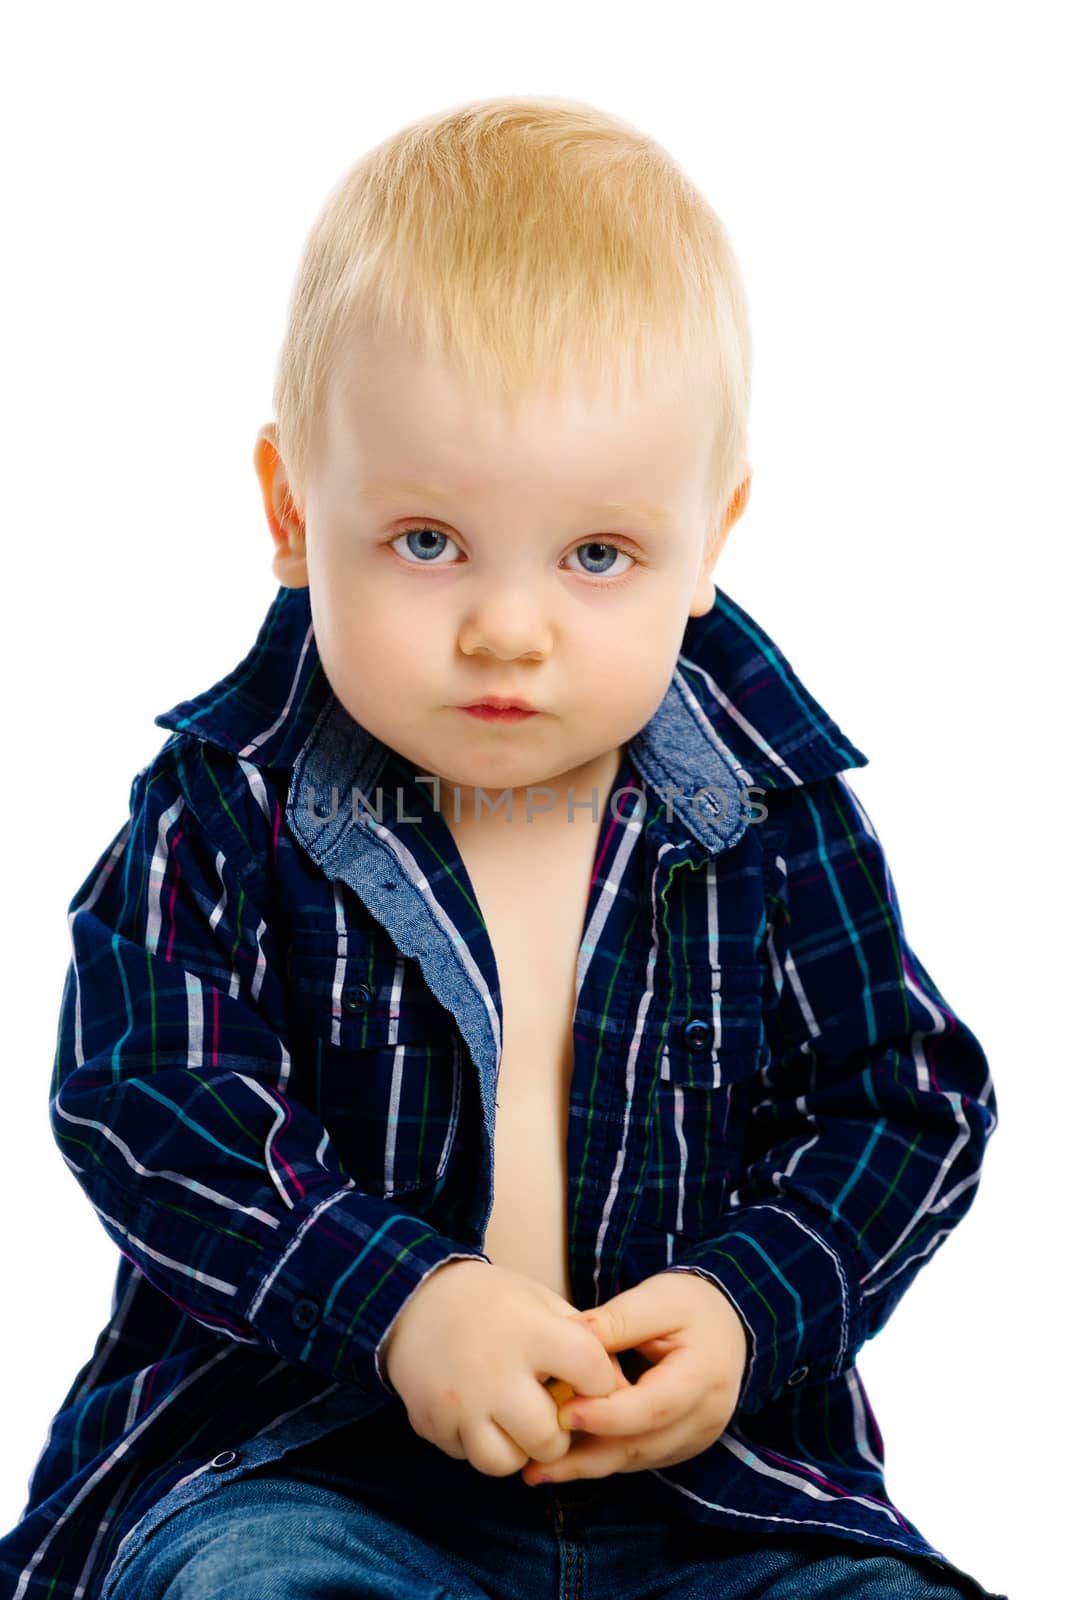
[2,5,1061,1596]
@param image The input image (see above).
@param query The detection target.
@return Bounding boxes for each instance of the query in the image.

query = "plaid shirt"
[1,581,998,1598]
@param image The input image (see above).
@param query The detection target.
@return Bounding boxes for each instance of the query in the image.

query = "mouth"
[459,703,539,722]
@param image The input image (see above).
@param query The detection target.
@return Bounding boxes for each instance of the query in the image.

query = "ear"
[688,474,751,619]
[253,423,309,589]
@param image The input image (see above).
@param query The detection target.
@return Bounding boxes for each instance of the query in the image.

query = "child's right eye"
[388,526,459,565]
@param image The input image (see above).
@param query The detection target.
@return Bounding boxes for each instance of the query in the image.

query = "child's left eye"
[565,541,635,578]
[388,526,635,577]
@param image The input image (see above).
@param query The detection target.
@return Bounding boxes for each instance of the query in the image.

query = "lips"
[460,702,539,721]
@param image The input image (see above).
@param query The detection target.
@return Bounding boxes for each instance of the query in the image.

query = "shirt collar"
[153,581,868,856]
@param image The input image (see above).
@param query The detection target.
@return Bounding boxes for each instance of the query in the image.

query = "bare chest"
[453,824,600,1305]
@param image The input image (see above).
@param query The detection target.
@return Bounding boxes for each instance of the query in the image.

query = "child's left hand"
[523,1272,749,1485]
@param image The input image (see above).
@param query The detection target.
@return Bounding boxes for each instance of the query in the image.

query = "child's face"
[255,324,747,827]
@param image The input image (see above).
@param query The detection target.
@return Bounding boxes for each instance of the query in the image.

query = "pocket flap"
[659,961,766,1088]
[286,940,455,1052]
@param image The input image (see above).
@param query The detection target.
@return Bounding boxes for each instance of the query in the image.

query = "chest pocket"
[285,941,464,1199]
[635,961,766,1239]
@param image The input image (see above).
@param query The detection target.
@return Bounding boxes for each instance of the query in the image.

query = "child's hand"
[380,1260,624,1477]
[525,1272,748,1485]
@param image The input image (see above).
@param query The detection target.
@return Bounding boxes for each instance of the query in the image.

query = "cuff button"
[292,1297,321,1331]
[210,1450,241,1470]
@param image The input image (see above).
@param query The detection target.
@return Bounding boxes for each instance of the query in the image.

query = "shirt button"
[291,1297,320,1331]
[683,1018,713,1052]
[340,982,373,1015]
[210,1450,241,1470]
[787,1366,809,1386]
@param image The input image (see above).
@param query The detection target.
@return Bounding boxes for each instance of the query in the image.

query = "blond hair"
[272,94,753,533]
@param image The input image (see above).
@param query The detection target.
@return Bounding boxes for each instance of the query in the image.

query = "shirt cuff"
[239,1182,493,1398]
[660,1198,866,1412]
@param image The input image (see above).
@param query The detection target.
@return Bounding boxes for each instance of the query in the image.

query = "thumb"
[574,1282,665,1354]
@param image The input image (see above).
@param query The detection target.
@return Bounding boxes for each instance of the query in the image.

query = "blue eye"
[567,541,634,577]
[391,527,457,564]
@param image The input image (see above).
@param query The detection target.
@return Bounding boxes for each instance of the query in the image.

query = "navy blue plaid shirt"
[1,581,998,1598]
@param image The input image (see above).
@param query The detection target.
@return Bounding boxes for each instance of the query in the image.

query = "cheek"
[316,610,408,716]
[593,636,680,730]
[579,626,663,693]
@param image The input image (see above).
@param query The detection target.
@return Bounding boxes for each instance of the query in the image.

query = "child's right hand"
[379,1259,630,1477]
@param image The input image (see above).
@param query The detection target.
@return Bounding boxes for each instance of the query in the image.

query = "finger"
[523,1435,621,1483]
[497,1385,578,1466]
[467,1417,531,1477]
[545,1351,630,1409]
[531,1407,722,1483]
[551,1319,624,1404]
[575,1282,686,1356]
[635,1335,677,1360]
[557,1355,685,1436]
[609,1351,634,1387]
[528,1428,666,1483]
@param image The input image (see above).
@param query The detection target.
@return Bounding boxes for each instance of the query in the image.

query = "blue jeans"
[100,1403,1005,1600]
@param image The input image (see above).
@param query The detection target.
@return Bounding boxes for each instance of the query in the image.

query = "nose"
[458,582,554,660]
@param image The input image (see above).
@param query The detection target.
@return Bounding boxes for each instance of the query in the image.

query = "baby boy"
[0,95,1003,1600]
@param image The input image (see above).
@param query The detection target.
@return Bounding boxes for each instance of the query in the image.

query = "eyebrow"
[357,478,675,532]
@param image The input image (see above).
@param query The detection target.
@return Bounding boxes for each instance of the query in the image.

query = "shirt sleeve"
[661,771,999,1415]
[49,734,491,1399]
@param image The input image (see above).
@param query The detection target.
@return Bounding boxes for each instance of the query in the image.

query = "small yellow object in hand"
[545,1377,576,1424]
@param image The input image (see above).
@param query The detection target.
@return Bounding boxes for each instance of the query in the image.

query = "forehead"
[327,325,716,500]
